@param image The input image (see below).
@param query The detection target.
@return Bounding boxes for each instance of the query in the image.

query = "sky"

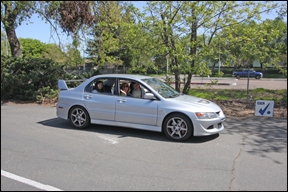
[13,2,147,45]
[3,1,286,56]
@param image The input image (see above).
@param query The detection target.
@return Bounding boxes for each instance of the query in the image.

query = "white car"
[57,74,225,141]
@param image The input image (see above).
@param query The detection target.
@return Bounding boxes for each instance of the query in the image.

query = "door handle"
[84,95,92,99]
[117,99,127,103]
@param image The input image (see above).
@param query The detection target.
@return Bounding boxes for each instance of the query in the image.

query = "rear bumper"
[56,103,69,120]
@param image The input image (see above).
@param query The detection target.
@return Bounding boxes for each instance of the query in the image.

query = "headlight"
[195,112,218,119]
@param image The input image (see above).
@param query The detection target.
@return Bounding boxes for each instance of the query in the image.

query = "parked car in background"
[57,74,226,141]
[232,69,263,79]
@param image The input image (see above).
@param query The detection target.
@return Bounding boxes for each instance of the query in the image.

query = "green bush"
[1,56,68,101]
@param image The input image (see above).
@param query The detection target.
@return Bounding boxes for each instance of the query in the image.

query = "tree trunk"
[183,7,197,94]
[3,2,22,58]
[172,57,181,91]
[5,25,21,57]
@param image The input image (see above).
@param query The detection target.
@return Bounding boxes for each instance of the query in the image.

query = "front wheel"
[236,75,241,79]
[69,106,90,129]
[163,114,193,141]
[255,75,260,79]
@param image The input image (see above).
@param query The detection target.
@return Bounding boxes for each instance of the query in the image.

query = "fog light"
[207,125,214,129]
[218,123,222,128]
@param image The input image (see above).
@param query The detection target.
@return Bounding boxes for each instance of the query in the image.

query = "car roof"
[90,74,153,81]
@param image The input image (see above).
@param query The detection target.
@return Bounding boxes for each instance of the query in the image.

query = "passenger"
[92,81,104,93]
[130,81,135,94]
[120,82,133,97]
[131,82,145,98]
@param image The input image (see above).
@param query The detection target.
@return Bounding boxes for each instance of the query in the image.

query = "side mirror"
[144,93,156,100]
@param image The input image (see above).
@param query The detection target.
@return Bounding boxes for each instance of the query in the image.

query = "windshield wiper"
[167,93,180,98]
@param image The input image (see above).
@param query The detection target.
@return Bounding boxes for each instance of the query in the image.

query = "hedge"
[1,56,102,102]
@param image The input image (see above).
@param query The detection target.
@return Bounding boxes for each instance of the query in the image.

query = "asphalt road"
[1,103,287,191]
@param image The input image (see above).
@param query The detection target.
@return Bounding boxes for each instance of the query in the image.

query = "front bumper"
[192,116,225,136]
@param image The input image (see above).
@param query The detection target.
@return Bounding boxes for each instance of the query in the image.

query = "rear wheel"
[69,106,90,129]
[163,113,193,141]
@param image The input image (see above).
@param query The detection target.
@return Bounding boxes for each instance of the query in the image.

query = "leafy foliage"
[86,1,137,68]
[1,56,66,101]
[19,38,47,58]
[1,55,102,102]
[43,1,95,35]
[1,28,11,56]
[43,43,69,64]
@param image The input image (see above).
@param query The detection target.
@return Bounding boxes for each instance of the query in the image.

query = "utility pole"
[166,52,169,79]
[5,32,8,56]
[83,49,85,73]
[247,63,250,103]
[83,38,86,73]
[219,36,221,75]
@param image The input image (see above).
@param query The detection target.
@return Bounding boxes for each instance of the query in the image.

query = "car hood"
[167,94,222,112]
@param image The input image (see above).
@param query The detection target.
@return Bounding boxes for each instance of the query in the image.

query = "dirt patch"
[211,99,287,119]
[1,98,287,119]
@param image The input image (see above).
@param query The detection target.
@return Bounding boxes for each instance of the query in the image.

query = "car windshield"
[142,78,180,98]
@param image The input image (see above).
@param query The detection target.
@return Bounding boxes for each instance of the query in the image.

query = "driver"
[131,82,145,98]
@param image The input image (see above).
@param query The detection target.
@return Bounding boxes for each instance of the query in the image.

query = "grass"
[148,73,286,79]
[187,88,287,104]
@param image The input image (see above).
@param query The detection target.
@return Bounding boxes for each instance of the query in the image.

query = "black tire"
[163,113,193,141]
[236,75,241,79]
[255,75,260,79]
[69,106,90,129]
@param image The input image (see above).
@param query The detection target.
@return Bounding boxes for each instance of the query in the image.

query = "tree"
[86,1,138,69]
[220,17,287,72]
[1,28,11,56]
[260,17,287,70]
[42,43,69,65]
[1,1,95,57]
[1,1,36,57]
[66,36,83,68]
[42,1,95,35]
[18,38,47,58]
[139,1,286,93]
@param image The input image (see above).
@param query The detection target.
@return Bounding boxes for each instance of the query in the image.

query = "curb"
[165,82,236,86]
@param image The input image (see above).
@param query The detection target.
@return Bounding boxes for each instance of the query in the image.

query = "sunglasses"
[123,86,129,88]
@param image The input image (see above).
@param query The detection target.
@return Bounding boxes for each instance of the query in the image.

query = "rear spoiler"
[58,79,87,90]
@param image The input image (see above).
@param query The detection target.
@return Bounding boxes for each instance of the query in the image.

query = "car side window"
[118,79,152,99]
[85,78,116,95]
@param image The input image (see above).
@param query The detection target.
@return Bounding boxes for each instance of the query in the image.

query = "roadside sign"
[255,100,274,117]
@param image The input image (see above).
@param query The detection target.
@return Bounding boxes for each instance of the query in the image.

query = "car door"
[243,70,248,77]
[250,70,255,77]
[83,78,116,121]
[115,80,158,126]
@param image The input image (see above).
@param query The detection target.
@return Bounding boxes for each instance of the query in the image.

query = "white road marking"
[96,134,119,144]
[1,170,63,191]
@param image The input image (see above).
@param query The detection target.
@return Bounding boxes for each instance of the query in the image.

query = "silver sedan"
[57,74,225,141]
